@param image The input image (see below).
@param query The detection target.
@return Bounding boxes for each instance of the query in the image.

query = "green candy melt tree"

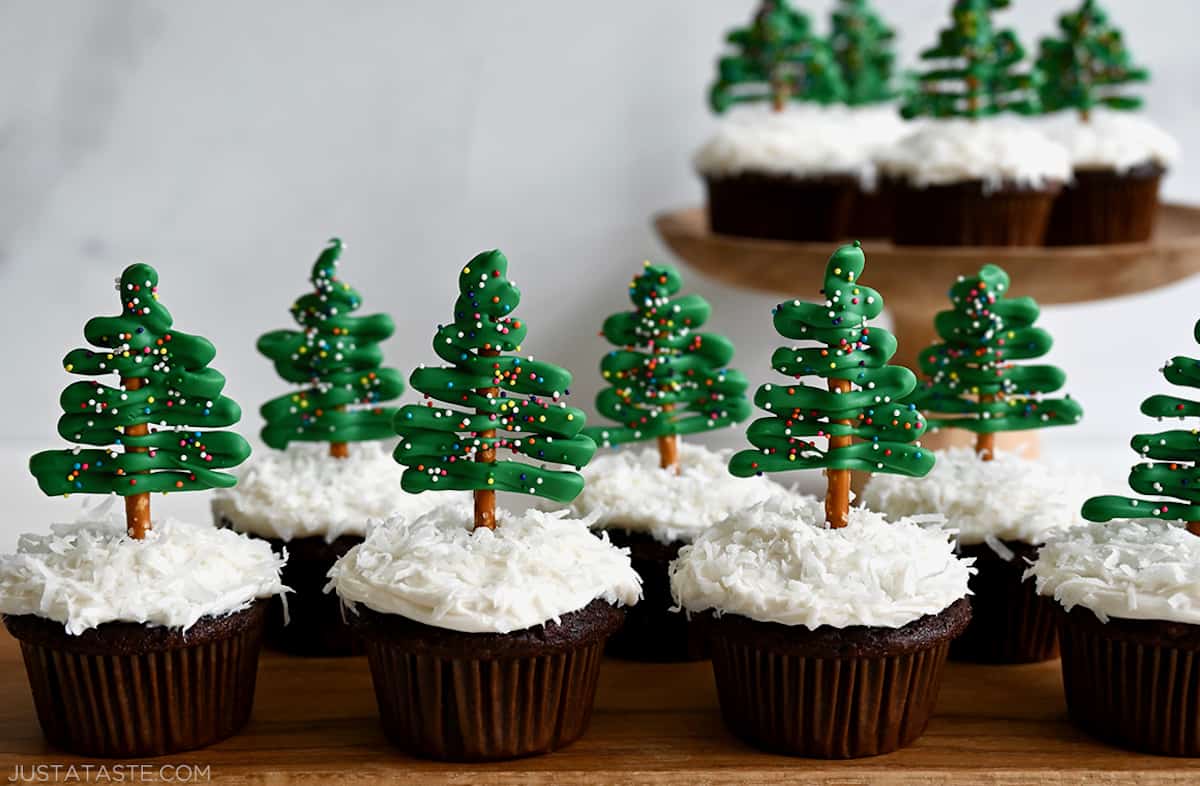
[710,0,846,114]
[901,0,1039,120]
[1035,0,1149,121]
[1082,319,1200,537]
[582,261,751,472]
[830,0,897,106]
[909,265,1082,460]
[257,238,405,458]
[394,250,597,530]
[29,264,251,539]
[730,242,933,529]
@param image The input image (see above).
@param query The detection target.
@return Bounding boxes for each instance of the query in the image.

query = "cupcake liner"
[847,185,894,240]
[705,173,857,242]
[1045,163,1164,245]
[351,599,623,762]
[951,541,1059,664]
[217,515,364,657]
[4,601,267,758]
[1057,605,1200,756]
[602,530,709,663]
[706,598,970,758]
[888,179,1061,246]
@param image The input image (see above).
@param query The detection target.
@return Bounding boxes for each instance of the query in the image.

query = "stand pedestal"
[655,203,1200,459]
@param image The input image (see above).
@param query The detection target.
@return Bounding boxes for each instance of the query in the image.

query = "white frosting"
[862,448,1100,549]
[571,444,779,544]
[327,503,642,634]
[694,104,912,186]
[877,118,1071,188]
[0,516,286,635]
[1042,111,1180,173]
[669,493,973,629]
[211,442,460,542]
[1028,520,1200,625]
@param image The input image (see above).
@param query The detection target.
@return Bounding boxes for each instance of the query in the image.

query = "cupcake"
[885,1,1069,246]
[700,1,864,242]
[330,249,640,761]
[1036,1,1177,245]
[864,264,1087,663]
[671,242,973,758]
[1028,317,1200,756]
[3,262,282,757]
[213,238,454,656]
[573,260,764,661]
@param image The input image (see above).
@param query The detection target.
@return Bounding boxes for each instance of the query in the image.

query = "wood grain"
[2,630,1199,784]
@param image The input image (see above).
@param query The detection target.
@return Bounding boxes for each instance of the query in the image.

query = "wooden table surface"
[2,630,1199,785]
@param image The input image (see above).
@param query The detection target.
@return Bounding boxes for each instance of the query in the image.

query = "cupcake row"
[2,239,1199,763]
[697,0,1179,246]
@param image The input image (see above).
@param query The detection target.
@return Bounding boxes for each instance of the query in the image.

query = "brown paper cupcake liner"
[951,540,1058,664]
[1057,604,1200,756]
[218,514,364,657]
[888,179,1061,246]
[847,185,894,240]
[351,598,624,761]
[3,600,267,758]
[705,173,858,242]
[706,598,970,758]
[601,529,709,663]
[1044,163,1164,246]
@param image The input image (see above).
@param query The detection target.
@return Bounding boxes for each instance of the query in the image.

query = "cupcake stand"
[5,220,1200,784]
[656,202,1200,458]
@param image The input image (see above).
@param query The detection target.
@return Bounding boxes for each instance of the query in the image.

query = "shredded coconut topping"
[0,517,286,635]
[212,442,461,542]
[694,104,911,186]
[1043,110,1180,172]
[1028,519,1200,625]
[862,448,1100,547]
[572,444,779,544]
[669,493,973,629]
[327,503,642,634]
[877,118,1071,188]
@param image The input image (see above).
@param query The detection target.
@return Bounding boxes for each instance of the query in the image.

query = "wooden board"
[2,631,1200,784]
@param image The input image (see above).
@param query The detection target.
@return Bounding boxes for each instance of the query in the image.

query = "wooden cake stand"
[655,203,1200,456]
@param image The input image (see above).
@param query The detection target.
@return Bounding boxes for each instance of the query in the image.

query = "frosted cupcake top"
[211,442,462,542]
[0,516,285,634]
[1042,111,1180,172]
[571,444,778,544]
[694,105,910,185]
[862,448,1100,548]
[669,492,973,629]
[1028,519,1200,625]
[877,118,1071,188]
[327,504,642,634]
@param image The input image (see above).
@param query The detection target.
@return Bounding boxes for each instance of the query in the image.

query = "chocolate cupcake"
[328,505,639,761]
[671,494,973,758]
[1,519,285,757]
[695,106,908,242]
[864,447,1100,664]
[212,442,458,656]
[1042,112,1180,245]
[1030,521,1200,756]
[879,120,1070,246]
[571,445,776,662]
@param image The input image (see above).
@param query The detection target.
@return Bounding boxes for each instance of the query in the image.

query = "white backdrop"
[1,1,1197,545]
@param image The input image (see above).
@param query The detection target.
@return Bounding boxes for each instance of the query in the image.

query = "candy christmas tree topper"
[583,261,751,471]
[257,238,405,458]
[901,0,1039,120]
[830,0,897,106]
[1083,319,1200,536]
[29,263,251,539]
[1036,0,1149,121]
[394,249,597,530]
[710,0,846,114]
[729,242,934,528]
[909,264,1082,460]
